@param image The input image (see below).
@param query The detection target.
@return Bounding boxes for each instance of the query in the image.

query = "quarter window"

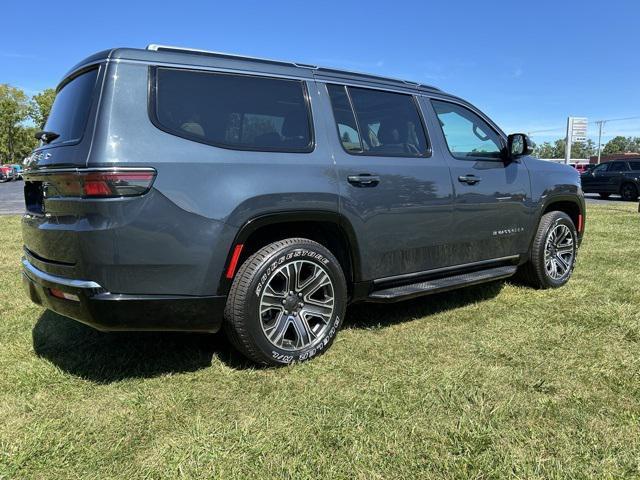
[153,68,313,152]
[431,100,503,160]
[327,84,429,157]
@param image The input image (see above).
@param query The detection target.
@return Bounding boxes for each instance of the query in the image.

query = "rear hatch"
[23,65,104,266]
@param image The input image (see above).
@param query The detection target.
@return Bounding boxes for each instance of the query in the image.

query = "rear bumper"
[22,258,225,333]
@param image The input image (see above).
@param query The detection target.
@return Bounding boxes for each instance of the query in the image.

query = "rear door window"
[44,68,99,145]
[327,84,429,157]
[608,162,629,172]
[153,68,313,152]
[629,161,640,171]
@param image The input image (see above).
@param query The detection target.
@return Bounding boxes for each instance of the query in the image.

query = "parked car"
[581,160,640,200]
[0,164,15,182]
[21,45,585,365]
[11,164,23,180]
[571,163,591,174]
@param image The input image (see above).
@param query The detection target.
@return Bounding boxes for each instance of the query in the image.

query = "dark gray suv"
[22,45,585,365]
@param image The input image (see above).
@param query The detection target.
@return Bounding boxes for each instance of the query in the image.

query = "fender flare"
[218,210,362,295]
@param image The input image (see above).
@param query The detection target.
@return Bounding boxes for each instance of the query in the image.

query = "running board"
[368,265,517,302]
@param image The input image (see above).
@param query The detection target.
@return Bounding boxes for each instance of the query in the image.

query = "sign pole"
[565,117,572,165]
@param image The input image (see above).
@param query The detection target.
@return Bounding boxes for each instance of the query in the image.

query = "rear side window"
[152,68,313,152]
[629,161,640,171]
[609,162,629,172]
[327,84,429,157]
[431,100,503,160]
[44,68,99,145]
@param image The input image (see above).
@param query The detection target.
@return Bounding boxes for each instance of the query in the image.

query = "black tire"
[224,238,347,366]
[517,211,577,289]
[620,183,638,201]
[598,192,611,199]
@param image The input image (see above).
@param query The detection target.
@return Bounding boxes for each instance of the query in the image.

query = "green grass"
[1,204,639,479]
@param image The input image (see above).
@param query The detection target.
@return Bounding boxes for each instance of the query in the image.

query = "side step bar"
[368,265,517,302]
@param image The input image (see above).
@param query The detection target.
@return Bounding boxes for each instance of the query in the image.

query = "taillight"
[42,169,156,198]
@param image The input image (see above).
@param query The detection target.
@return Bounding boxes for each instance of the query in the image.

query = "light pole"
[595,120,605,164]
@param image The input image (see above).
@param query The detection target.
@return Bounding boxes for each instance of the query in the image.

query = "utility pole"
[596,120,605,164]
[564,117,573,165]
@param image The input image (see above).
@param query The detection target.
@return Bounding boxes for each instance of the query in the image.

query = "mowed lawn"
[1,204,639,479]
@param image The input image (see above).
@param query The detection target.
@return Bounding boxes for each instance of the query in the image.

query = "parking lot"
[0,180,24,215]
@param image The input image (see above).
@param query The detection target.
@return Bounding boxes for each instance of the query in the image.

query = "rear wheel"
[598,192,611,199]
[518,211,577,289]
[620,183,638,201]
[224,238,347,366]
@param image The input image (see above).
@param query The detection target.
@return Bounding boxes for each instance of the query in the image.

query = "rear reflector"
[41,169,156,198]
[578,214,583,232]
[225,244,244,279]
[49,288,80,302]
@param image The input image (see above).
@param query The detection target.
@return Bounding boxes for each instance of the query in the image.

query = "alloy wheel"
[543,224,575,280]
[259,260,335,351]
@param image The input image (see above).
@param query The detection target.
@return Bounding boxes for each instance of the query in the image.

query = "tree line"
[533,136,640,159]
[0,85,55,164]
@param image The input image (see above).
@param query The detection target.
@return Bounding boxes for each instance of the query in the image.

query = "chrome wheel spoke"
[260,285,286,312]
[302,300,333,321]
[284,262,301,292]
[264,312,289,344]
[291,314,314,346]
[301,268,331,297]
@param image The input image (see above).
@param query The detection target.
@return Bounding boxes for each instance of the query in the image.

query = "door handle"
[347,174,380,187]
[458,174,481,185]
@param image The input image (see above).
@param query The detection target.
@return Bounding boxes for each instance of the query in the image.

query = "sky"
[1,0,638,145]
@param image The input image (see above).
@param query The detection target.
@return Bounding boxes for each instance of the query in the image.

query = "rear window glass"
[153,68,313,152]
[327,84,428,157]
[45,68,99,144]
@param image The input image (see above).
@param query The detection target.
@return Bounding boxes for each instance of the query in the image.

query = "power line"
[526,115,640,135]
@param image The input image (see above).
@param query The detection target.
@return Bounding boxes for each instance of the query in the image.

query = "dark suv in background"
[580,160,640,200]
[21,45,585,365]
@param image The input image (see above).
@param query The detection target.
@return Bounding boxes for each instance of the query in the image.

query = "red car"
[571,163,591,174]
[0,165,15,182]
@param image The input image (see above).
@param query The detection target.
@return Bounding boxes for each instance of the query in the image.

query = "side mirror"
[507,133,534,159]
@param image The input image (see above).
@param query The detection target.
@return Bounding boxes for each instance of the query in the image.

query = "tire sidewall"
[539,214,577,288]
[621,183,638,201]
[242,243,347,365]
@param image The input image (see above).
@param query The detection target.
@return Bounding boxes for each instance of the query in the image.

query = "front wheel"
[517,211,578,289]
[224,238,347,366]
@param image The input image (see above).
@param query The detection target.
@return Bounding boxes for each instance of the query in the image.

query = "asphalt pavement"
[0,180,632,216]
[0,180,25,215]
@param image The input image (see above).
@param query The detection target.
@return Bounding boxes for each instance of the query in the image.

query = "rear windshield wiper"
[34,131,60,144]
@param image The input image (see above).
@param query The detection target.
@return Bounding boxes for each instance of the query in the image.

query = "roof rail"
[146,44,318,70]
[145,44,442,92]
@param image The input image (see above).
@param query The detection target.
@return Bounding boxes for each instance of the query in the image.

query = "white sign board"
[565,117,588,164]
[570,117,588,141]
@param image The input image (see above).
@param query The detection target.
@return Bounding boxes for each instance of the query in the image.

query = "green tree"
[534,138,596,159]
[0,84,32,164]
[29,88,56,129]
[533,141,557,158]
[571,138,596,159]
[602,136,640,155]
